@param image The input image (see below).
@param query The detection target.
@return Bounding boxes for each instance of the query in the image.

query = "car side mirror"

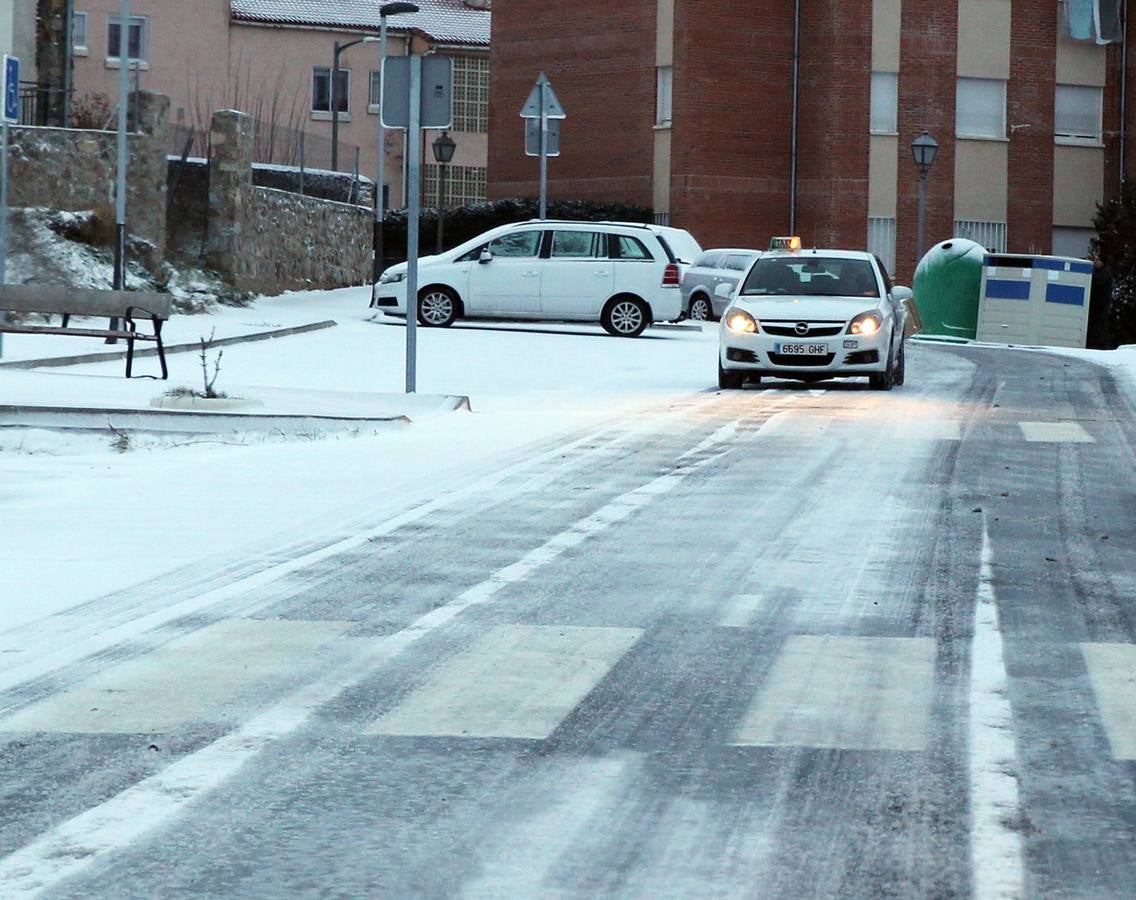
[715,282,734,300]
[479,248,493,265]
[891,285,913,302]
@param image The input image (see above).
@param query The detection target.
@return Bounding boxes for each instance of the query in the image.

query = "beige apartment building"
[67,0,491,208]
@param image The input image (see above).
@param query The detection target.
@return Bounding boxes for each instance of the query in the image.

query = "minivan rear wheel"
[601,296,650,337]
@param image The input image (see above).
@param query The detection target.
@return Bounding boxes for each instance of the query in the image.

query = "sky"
[1,285,1134,638]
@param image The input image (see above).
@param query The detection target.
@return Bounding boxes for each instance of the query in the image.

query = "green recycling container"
[912,238,986,341]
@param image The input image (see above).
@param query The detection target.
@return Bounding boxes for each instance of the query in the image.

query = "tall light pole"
[431,130,455,254]
[109,0,130,341]
[330,37,366,173]
[911,130,939,265]
[374,1,419,285]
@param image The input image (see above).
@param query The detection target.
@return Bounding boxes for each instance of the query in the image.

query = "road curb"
[0,320,339,371]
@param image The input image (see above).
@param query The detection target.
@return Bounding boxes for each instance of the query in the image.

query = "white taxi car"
[717,238,912,390]
[372,220,700,337]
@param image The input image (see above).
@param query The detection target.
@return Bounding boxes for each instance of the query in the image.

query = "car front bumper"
[371,281,408,313]
[719,329,890,376]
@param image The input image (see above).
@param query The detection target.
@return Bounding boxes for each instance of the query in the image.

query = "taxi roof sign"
[769,236,801,251]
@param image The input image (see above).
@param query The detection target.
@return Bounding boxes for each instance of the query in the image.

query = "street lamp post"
[330,37,366,173]
[374,1,419,285]
[911,130,939,264]
[431,130,455,254]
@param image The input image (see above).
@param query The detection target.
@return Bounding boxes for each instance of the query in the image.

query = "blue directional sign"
[3,56,19,125]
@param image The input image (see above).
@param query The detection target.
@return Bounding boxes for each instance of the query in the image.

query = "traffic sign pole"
[539,81,547,219]
[0,54,18,359]
[404,56,422,393]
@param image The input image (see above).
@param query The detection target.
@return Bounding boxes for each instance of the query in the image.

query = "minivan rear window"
[613,235,653,260]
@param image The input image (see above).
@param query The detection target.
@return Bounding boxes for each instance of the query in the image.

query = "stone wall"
[244,188,372,293]
[207,109,372,293]
[166,160,209,262]
[7,91,169,271]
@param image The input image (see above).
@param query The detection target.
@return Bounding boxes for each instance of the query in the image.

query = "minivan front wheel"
[417,286,459,327]
[601,296,650,337]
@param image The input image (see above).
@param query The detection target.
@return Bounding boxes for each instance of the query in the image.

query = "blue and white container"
[976,254,1093,348]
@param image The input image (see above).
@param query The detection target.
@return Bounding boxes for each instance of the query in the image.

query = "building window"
[107,15,147,64]
[312,67,350,114]
[954,219,1007,252]
[870,72,898,134]
[867,217,897,274]
[1055,84,1103,143]
[956,78,1006,139]
[452,56,489,132]
[1051,226,1094,259]
[656,66,673,127]
[368,70,381,111]
[72,11,88,54]
[422,164,487,206]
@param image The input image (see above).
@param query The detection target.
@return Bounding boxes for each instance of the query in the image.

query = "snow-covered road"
[1,290,1135,896]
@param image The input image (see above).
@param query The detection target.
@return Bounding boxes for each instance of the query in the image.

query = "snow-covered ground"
[2,285,1134,634]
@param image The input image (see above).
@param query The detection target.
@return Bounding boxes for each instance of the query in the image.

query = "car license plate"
[775,342,828,356]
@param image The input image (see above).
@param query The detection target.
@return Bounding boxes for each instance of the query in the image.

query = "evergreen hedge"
[1092,181,1136,347]
[379,197,655,269]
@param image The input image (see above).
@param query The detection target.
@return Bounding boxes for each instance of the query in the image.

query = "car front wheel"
[601,296,650,337]
[417,286,459,327]
[893,341,906,386]
[718,361,744,390]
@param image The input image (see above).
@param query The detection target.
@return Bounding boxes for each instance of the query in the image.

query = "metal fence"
[18,82,71,126]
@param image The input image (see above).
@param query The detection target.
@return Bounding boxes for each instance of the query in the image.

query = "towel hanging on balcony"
[1065,0,1094,40]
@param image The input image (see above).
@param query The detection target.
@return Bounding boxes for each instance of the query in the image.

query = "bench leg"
[154,321,168,380]
[125,333,135,377]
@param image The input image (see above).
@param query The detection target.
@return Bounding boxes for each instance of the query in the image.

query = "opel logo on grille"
[794,322,810,336]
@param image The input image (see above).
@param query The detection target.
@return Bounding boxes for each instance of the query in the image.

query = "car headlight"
[848,312,882,336]
[725,309,758,334]
[380,270,407,285]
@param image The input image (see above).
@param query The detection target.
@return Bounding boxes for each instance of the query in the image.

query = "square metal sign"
[3,56,20,125]
[525,118,560,156]
[381,55,452,130]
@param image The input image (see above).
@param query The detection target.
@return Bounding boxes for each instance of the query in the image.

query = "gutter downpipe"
[789,0,801,233]
[1121,1,1128,187]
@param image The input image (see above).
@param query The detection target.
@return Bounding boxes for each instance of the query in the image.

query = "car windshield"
[740,257,880,298]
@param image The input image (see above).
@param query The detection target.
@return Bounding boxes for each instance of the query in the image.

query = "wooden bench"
[0,284,172,379]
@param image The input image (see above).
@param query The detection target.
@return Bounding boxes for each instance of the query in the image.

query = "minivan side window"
[551,231,604,258]
[614,235,652,260]
[488,231,541,257]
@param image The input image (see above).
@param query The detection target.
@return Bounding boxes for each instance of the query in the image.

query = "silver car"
[680,248,760,320]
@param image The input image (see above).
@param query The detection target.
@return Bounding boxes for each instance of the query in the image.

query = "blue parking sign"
[3,56,19,125]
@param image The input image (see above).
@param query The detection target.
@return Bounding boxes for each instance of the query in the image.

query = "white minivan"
[371,220,702,337]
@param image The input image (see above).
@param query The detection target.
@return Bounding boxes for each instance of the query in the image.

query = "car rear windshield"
[739,257,880,298]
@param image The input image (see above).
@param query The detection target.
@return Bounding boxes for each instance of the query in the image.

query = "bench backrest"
[0,284,172,319]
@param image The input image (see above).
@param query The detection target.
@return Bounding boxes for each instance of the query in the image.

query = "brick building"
[487,1,1126,280]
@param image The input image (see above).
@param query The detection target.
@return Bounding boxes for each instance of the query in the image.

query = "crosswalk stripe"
[1018,421,1095,443]
[0,619,350,734]
[734,635,935,751]
[370,625,641,740]
[1081,643,1136,760]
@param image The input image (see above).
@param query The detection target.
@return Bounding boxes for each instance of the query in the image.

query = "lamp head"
[432,130,457,164]
[381,2,419,16]
[911,130,939,172]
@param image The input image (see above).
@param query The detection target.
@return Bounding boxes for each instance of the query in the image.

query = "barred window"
[451,56,489,133]
[423,164,487,206]
[867,217,896,275]
[954,219,1007,252]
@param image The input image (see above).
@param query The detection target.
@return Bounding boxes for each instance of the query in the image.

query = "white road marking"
[370,625,641,739]
[719,593,764,629]
[969,521,1026,900]
[0,418,740,896]
[1018,421,1094,443]
[0,619,350,734]
[734,635,935,751]
[1081,643,1136,760]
